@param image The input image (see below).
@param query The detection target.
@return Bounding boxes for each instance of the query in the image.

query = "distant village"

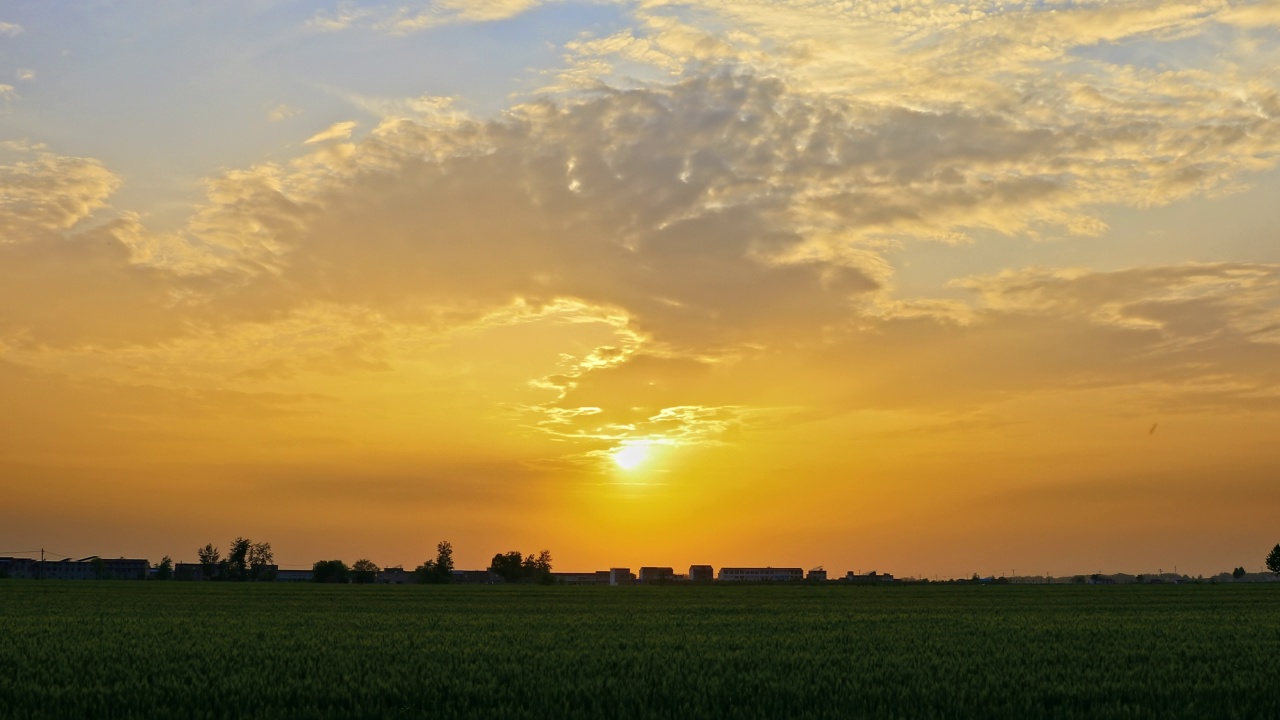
[3,549,1277,585]
[0,553,874,585]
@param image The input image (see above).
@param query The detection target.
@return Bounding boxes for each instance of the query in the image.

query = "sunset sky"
[3,1,1279,578]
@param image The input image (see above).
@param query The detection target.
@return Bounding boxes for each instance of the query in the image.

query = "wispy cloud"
[303,120,358,144]
[306,0,559,34]
[0,22,22,37]
[267,103,300,122]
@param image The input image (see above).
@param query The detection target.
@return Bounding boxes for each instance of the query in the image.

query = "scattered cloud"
[16,69,34,81]
[4,0,1280,479]
[0,22,21,37]
[0,142,120,240]
[306,0,559,34]
[304,120,358,144]
[267,103,300,122]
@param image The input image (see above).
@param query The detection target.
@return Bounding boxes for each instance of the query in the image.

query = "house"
[638,566,674,583]
[688,565,714,582]
[609,568,635,586]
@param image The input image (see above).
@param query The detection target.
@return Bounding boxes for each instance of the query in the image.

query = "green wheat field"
[2,583,1278,719]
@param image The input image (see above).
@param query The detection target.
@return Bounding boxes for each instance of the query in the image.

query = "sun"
[611,443,651,470]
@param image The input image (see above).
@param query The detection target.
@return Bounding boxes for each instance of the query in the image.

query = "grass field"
[1,582,1278,719]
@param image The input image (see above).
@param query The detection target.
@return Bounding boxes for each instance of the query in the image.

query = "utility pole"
[38,548,44,580]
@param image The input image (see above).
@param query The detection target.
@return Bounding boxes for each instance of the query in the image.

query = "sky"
[2,0,1279,578]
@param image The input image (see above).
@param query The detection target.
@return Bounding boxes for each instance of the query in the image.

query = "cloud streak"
[307,0,562,34]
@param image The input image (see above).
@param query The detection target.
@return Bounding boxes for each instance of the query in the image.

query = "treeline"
[307,542,555,584]
[156,537,276,581]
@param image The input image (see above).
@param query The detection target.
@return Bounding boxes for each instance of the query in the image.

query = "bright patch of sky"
[888,171,1280,301]
[0,1,630,229]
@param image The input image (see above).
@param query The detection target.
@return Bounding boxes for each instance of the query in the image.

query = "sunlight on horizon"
[612,443,652,471]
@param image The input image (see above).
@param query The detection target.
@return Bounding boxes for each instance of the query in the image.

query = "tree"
[489,551,525,583]
[528,549,553,584]
[488,549,553,584]
[434,541,454,582]
[249,542,275,581]
[226,537,252,581]
[90,557,108,580]
[1233,567,1246,580]
[1267,544,1280,575]
[153,556,173,581]
[197,543,221,580]
[352,559,380,584]
[416,541,455,584]
[312,559,350,584]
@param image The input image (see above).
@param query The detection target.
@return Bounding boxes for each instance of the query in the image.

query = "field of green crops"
[1,582,1278,719]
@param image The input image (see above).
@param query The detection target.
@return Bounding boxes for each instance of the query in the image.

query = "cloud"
[5,2,1280,466]
[0,22,21,37]
[305,3,372,32]
[306,0,559,34]
[1219,0,1280,28]
[0,142,120,240]
[16,69,34,81]
[267,103,300,122]
[303,120,358,144]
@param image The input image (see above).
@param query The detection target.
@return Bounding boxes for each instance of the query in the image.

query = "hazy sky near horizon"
[3,0,1280,577]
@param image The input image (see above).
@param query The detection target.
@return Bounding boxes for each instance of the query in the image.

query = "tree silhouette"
[200,537,274,581]
[1267,544,1280,575]
[527,549,553,584]
[312,559,350,584]
[197,544,221,580]
[489,551,524,583]
[154,556,173,580]
[1233,567,1246,580]
[249,542,275,581]
[226,537,252,580]
[416,541,455,584]
[489,549,553,584]
[352,559,380,584]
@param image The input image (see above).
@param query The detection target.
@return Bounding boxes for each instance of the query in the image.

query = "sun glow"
[611,443,651,470]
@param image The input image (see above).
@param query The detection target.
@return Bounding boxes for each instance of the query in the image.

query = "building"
[844,571,895,583]
[452,569,494,584]
[276,569,314,582]
[609,568,635,586]
[807,568,827,582]
[0,557,37,579]
[638,566,674,583]
[688,565,714,582]
[174,562,209,581]
[0,556,148,580]
[377,567,413,584]
[717,567,804,582]
[551,571,610,585]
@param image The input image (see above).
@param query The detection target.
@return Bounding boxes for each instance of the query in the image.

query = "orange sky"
[2,1,1280,577]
